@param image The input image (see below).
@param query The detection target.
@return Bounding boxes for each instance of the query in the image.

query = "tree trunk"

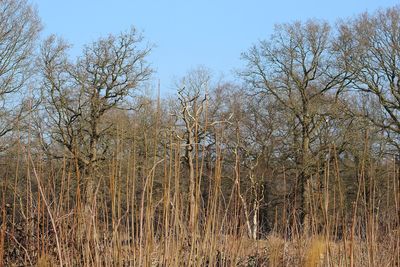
[187,134,196,233]
[299,113,311,231]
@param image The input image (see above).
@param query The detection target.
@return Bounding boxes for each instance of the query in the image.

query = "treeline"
[0,1,399,266]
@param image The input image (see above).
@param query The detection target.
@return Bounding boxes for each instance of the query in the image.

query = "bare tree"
[241,20,350,227]
[40,28,152,204]
[174,68,209,234]
[337,6,400,152]
[0,0,41,149]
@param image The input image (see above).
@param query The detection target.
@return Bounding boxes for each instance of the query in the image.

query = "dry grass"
[0,113,399,267]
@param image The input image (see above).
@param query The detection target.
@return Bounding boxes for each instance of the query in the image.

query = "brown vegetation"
[0,1,399,266]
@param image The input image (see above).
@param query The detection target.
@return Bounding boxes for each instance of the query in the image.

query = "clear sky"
[33,0,399,93]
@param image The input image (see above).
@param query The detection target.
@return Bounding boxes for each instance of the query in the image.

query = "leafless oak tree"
[241,20,351,227]
[0,0,41,149]
[338,6,400,152]
[40,28,152,204]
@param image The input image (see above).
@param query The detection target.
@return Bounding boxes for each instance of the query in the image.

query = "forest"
[0,0,399,266]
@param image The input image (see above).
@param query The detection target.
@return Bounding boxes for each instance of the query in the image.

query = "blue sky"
[33,1,399,93]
